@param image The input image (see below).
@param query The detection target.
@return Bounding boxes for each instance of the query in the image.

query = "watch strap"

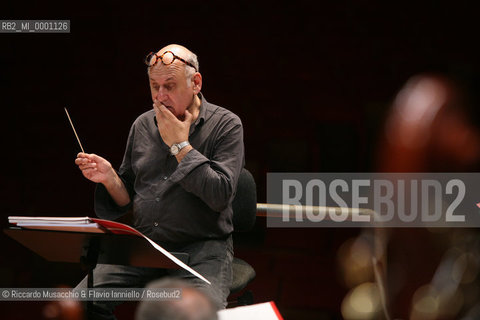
[177,141,190,150]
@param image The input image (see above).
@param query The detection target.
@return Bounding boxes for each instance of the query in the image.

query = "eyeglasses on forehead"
[145,50,197,72]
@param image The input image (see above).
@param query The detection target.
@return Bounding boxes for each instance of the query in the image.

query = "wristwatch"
[170,141,190,155]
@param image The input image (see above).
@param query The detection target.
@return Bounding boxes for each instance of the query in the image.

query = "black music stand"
[4,227,189,316]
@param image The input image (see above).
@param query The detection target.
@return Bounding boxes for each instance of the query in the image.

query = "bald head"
[149,44,199,81]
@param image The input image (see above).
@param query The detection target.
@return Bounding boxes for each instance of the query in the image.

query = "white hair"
[184,50,199,88]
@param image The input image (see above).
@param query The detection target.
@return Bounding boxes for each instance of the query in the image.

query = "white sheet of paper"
[217,302,283,320]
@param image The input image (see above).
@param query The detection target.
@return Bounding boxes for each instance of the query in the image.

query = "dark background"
[1,1,479,319]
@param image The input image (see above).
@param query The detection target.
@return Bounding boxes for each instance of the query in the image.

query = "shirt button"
[154,222,158,227]
[163,176,168,180]
[155,197,160,202]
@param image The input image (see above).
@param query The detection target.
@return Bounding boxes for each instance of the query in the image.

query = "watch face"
[170,145,179,155]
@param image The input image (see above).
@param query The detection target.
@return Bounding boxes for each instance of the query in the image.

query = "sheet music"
[8,215,211,285]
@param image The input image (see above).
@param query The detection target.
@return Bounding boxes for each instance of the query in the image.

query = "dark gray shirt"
[95,95,245,247]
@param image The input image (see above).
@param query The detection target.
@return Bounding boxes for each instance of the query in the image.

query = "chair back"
[232,168,257,232]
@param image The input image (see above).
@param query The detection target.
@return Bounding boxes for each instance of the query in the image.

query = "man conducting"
[75,44,244,319]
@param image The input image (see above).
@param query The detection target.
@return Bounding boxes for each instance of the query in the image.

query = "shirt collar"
[189,92,208,134]
[193,92,207,127]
